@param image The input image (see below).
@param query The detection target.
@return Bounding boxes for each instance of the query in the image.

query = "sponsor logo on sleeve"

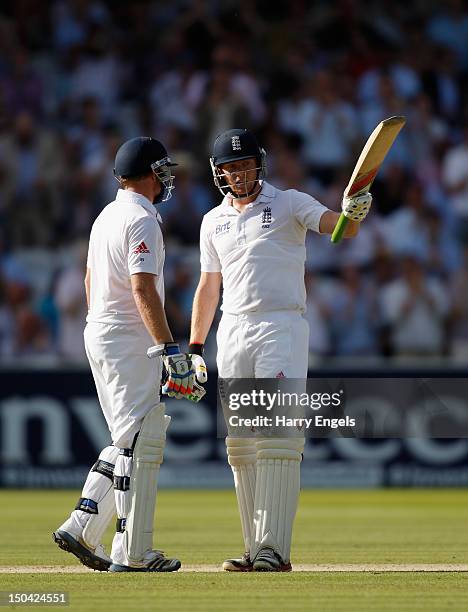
[133,241,150,254]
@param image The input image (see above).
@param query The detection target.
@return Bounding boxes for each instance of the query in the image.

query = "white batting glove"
[147,343,195,399]
[184,345,208,403]
[342,192,372,222]
[185,354,208,402]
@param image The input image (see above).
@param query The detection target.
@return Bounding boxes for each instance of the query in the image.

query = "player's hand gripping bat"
[331,116,406,244]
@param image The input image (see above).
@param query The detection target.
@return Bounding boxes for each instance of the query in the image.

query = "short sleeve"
[127,216,159,276]
[200,216,221,273]
[291,191,328,233]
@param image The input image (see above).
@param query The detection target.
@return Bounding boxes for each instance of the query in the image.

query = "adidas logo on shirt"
[133,241,150,254]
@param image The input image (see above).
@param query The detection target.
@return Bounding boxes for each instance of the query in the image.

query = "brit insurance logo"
[215,220,231,235]
[261,206,272,228]
[231,135,241,151]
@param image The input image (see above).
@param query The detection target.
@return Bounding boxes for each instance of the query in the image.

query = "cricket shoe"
[52,530,111,572]
[109,550,181,573]
[222,552,253,572]
[252,548,292,572]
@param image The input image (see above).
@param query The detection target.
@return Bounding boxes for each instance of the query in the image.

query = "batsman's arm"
[85,267,90,309]
[319,211,359,238]
[190,272,222,345]
[131,272,174,344]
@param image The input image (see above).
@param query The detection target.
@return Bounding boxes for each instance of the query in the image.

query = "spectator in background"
[304,271,331,361]
[54,240,88,362]
[357,47,421,105]
[268,141,322,197]
[69,23,120,117]
[5,278,50,357]
[0,111,62,246]
[421,46,461,127]
[295,70,358,185]
[407,93,448,168]
[51,0,108,52]
[194,47,255,158]
[330,265,378,357]
[149,58,200,142]
[163,153,212,245]
[379,255,449,358]
[0,272,14,358]
[449,246,468,362]
[164,261,197,340]
[382,181,431,261]
[442,125,468,245]
[426,0,468,70]
[2,46,43,118]
[80,124,122,206]
[425,208,460,277]
[360,74,412,168]
[68,97,106,171]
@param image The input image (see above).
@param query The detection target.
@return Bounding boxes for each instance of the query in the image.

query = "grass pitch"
[0,489,467,610]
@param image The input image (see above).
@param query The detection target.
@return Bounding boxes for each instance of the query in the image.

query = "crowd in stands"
[1,0,468,367]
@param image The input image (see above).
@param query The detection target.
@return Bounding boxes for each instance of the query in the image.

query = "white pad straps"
[125,403,170,563]
[226,437,257,554]
[251,437,304,563]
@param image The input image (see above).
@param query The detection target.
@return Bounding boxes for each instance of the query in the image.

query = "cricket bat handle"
[330,213,348,244]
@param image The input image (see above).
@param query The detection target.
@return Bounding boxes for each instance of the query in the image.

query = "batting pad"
[82,445,120,548]
[59,445,119,549]
[251,438,304,563]
[112,403,170,566]
[226,437,257,554]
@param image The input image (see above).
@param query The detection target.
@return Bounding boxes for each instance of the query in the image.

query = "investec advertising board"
[1,368,468,488]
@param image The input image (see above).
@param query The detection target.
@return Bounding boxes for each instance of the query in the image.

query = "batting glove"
[185,344,208,403]
[147,342,194,399]
[342,192,372,222]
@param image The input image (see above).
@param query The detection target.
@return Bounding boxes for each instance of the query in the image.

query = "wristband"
[163,342,180,356]
[189,343,204,356]
[147,343,180,359]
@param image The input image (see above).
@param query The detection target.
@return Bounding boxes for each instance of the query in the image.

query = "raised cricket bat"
[330,115,406,244]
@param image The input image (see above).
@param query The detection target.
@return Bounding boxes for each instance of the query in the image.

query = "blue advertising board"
[1,368,468,488]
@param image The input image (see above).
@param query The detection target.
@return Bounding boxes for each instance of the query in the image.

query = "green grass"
[0,573,467,612]
[0,489,467,610]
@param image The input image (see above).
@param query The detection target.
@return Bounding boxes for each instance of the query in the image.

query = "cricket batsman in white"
[189,128,371,571]
[53,137,206,572]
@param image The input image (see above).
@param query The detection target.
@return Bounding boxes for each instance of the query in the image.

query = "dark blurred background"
[1,0,468,369]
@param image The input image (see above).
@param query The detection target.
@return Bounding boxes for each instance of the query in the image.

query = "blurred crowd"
[1,0,468,367]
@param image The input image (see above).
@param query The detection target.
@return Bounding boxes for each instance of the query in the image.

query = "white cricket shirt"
[200,181,328,314]
[86,189,165,325]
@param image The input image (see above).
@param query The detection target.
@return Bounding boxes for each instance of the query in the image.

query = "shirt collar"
[256,181,276,205]
[221,181,276,212]
[116,189,157,217]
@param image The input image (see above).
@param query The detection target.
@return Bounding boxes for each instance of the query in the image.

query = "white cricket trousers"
[84,322,162,449]
[216,311,309,379]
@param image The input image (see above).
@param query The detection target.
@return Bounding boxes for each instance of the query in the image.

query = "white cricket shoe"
[222,552,253,572]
